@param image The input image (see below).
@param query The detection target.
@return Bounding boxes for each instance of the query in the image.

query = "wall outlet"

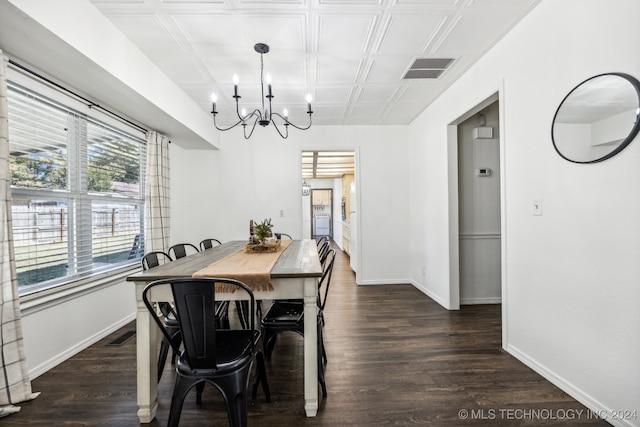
[533,198,542,216]
[280,209,284,217]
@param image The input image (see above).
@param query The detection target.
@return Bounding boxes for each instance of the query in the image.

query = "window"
[7,79,146,295]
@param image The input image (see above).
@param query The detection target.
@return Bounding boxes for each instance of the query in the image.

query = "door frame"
[299,148,360,281]
[446,85,507,345]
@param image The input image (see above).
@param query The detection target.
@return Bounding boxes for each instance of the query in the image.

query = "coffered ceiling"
[87,0,541,127]
[302,151,355,178]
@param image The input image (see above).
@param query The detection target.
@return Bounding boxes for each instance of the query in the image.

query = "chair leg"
[216,366,253,427]
[251,351,271,402]
[168,375,194,427]
[196,382,205,405]
[318,352,327,397]
[319,326,327,365]
[158,337,170,382]
[169,330,182,365]
[235,301,249,329]
[317,318,327,396]
[261,330,278,361]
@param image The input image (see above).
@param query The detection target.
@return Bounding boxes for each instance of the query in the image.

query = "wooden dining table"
[126,239,323,423]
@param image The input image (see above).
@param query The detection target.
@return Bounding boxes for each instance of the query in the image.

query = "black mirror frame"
[551,72,640,164]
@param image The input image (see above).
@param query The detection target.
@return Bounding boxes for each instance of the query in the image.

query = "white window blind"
[7,81,146,295]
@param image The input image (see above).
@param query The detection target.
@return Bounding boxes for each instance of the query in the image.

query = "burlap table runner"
[192,240,293,292]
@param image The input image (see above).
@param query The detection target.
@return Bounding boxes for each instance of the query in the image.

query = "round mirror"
[551,73,640,163]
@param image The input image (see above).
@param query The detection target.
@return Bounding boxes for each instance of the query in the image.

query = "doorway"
[457,101,501,305]
[446,91,504,311]
[311,189,333,239]
[300,150,355,243]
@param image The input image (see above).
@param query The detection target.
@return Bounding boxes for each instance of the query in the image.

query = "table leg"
[303,276,319,417]
[135,283,158,423]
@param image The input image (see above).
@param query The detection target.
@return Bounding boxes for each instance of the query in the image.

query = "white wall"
[169,125,411,285]
[21,274,136,378]
[409,0,640,423]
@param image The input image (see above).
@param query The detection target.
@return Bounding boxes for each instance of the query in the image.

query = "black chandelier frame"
[210,43,313,139]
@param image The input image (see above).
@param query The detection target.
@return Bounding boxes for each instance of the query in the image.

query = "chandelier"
[210,43,313,139]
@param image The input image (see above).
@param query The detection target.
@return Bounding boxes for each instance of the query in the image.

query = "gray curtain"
[144,131,171,252]
[0,52,39,416]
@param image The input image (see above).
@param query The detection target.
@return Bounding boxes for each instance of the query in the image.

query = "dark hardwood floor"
[11,245,608,426]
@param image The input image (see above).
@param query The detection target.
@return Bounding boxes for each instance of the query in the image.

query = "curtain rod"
[8,59,148,134]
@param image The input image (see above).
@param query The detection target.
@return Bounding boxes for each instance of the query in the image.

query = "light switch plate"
[533,198,542,216]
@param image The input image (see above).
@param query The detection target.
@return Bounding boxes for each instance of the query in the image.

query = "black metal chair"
[142,277,270,427]
[142,251,231,382]
[197,238,253,329]
[317,238,331,265]
[141,251,179,382]
[141,250,173,270]
[260,249,336,397]
[274,233,292,240]
[199,238,222,250]
[168,243,200,259]
[316,235,329,247]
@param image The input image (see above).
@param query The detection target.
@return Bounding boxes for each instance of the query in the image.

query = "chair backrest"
[274,233,292,240]
[141,251,173,270]
[142,277,255,370]
[318,249,336,311]
[318,240,331,265]
[199,238,222,251]
[141,252,175,318]
[168,243,200,259]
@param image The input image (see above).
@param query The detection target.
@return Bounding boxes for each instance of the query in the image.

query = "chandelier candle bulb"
[233,74,239,97]
[306,94,313,113]
[210,93,217,113]
[266,73,272,97]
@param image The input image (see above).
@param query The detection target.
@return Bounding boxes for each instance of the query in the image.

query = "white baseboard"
[356,278,411,286]
[410,280,449,308]
[460,296,502,305]
[29,313,136,380]
[506,343,636,427]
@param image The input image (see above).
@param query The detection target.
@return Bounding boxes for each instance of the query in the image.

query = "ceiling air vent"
[403,58,454,79]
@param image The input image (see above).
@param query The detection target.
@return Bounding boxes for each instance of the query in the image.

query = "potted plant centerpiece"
[254,218,273,243]
[247,218,280,252]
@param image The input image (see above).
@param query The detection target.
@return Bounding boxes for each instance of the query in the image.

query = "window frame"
[7,65,147,298]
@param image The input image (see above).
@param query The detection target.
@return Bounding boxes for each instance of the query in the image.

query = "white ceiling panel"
[173,14,246,46]
[396,83,441,103]
[244,14,307,52]
[366,57,411,83]
[320,0,383,5]
[318,15,376,53]
[316,56,363,84]
[376,15,445,54]
[316,87,354,103]
[349,104,385,118]
[238,0,305,5]
[356,85,399,103]
[434,9,526,54]
[86,0,541,127]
